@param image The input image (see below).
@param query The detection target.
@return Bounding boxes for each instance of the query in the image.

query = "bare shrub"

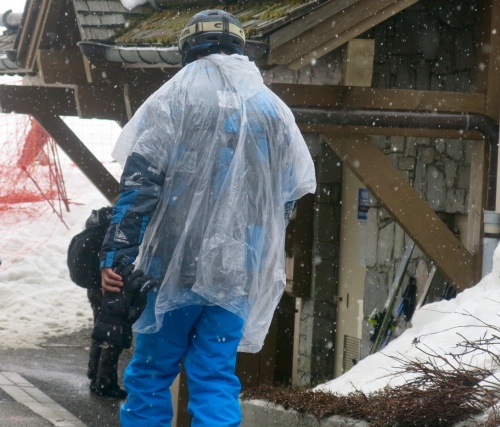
[241,315,500,426]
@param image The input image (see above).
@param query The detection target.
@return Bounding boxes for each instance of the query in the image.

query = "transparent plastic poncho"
[112,54,316,352]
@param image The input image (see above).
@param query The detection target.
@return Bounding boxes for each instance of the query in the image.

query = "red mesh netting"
[0,115,69,222]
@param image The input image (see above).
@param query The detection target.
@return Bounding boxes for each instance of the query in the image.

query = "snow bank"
[0,116,121,348]
[316,246,500,395]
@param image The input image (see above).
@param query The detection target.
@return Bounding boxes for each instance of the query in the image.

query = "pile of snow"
[317,248,500,395]
[121,0,149,11]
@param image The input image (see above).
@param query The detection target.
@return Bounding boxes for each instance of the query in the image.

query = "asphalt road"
[0,327,133,427]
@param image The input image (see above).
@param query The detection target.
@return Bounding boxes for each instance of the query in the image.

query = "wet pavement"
[0,327,133,427]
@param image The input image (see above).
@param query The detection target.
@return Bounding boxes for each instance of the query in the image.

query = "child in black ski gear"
[67,207,127,399]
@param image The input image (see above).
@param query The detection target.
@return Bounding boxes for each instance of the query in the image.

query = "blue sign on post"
[358,188,370,221]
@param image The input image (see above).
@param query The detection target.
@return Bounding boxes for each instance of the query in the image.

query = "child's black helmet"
[178,9,245,66]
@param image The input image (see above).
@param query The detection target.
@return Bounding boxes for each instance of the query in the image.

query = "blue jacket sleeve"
[99,152,165,269]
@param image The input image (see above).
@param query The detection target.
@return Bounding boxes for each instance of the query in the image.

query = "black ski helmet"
[178,9,245,66]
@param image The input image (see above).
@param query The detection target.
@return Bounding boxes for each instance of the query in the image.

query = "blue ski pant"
[120,305,244,427]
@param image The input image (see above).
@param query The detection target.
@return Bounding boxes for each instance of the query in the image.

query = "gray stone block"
[398,157,415,171]
[393,225,405,259]
[435,138,446,153]
[404,137,418,156]
[413,161,427,197]
[370,135,388,151]
[298,68,312,85]
[311,59,329,85]
[446,139,463,160]
[377,208,392,224]
[241,400,370,427]
[446,188,466,213]
[444,159,458,188]
[419,146,435,164]
[363,269,389,317]
[390,135,405,153]
[377,222,395,266]
[414,137,431,146]
[270,65,298,84]
[364,209,379,267]
[427,166,446,210]
[385,153,399,171]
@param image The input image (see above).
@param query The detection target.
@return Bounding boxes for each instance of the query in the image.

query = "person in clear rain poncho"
[99,9,316,427]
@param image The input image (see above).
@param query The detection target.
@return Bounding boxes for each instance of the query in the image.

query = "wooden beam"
[123,80,166,120]
[269,84,486,114]
[36,49,88,86]
[476,0,500,120]
[467,140,488,279]
[289,0,420,70]
[476,0,500,213]
[322,133,476,291]
[32,112,119,204]
[341,39,375,87]
[14,0,67,70]
[82,56,175,87]
[269,0,419,69]
[298,123,485,141]
[82,57,129,85]
[0,85,77,116]
[270,0,360,50]
[0,84,130,123]
[13,0,41,70]
[75,85,129,122]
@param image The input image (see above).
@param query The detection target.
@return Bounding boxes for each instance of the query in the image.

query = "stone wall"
[261,50,344,86]
[360,135,472,357]
[370,0,477,92]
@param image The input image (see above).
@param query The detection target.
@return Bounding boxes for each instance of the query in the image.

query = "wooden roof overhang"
[70,0,423,70]
[267,0,421,69]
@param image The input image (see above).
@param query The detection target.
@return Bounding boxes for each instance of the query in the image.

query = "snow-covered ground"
[0,114,121,348]
[0,112,499,402]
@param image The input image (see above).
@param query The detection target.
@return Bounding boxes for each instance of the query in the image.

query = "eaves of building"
[0,0,423,74]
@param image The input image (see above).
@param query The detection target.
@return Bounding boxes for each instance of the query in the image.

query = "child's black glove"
[91,264,158,349]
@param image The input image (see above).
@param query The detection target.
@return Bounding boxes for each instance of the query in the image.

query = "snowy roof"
[73,0,327,44]
[73,0,328,66]
[73,0,152,42]
[0,0,425,72]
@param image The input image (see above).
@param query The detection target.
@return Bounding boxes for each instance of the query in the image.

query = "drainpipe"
[291,108,499,210]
